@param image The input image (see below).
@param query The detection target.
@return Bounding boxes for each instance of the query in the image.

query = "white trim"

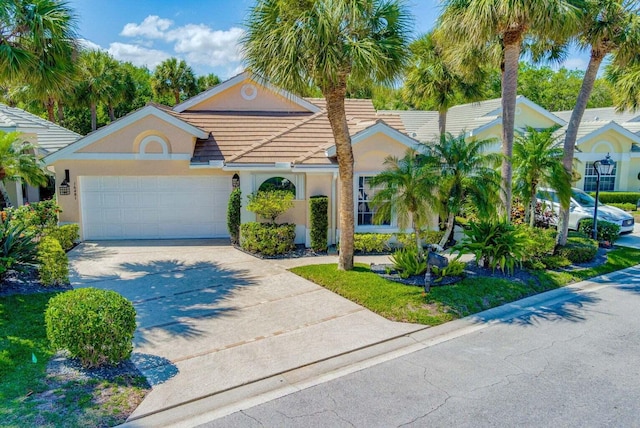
[354,172,397,229]
[325,121,419,157]
[576,121,640,146]
[44,105,208,164]
[574,152,623,162]
[292,166,338,173]
[223,163,292,171]
[139,135,169,157]
[61,153,192,161]
[173,71,321,113]
[466,118,501,138]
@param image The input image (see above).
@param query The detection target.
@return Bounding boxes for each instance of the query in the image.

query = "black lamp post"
[592,153,614,240]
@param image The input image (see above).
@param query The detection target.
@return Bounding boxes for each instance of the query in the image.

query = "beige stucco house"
[0,103,81,206]
[45,72,415,244]
[386,98,640,194]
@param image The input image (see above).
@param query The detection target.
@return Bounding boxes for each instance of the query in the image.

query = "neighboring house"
[45,72,416,243]
[385,98,640,193]
[0,103,82,206]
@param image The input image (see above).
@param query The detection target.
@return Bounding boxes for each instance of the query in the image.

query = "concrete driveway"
[68,241,423,419]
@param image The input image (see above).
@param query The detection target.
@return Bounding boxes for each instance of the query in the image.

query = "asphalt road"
[201,267,640,428]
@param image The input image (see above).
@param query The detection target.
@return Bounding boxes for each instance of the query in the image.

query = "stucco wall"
[77,116,196,154]
[187,80,310,112]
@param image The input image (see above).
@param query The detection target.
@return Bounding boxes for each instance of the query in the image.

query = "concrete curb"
[119,264,640,428]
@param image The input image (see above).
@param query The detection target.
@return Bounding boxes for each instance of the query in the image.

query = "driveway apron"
[68,240,422,418]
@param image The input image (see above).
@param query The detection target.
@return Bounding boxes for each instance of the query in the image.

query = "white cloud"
[121,15,174,39]
[77,38,103,52]
[118,15,244,71]
[107,42,171,69]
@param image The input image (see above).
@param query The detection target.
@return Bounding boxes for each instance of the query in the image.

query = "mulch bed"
[0,266,72,297]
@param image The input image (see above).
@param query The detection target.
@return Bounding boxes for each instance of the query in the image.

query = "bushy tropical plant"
[431,259,465,282]
[247,190,294,223]
[555,232,599,263]
[37,236,68,285]
[577,219,621,244]
[454,220,532,274]
[353,233,392,253]
[43,224,79,251]
[0,220,38,278]
[390,247,427,279]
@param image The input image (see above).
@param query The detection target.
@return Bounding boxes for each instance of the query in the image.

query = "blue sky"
[68,0,589,79]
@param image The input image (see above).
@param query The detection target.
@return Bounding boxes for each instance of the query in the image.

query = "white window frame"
[583,161,617,192]
[354,173,398,232]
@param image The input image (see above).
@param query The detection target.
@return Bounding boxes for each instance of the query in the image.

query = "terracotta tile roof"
[175,98,408,165]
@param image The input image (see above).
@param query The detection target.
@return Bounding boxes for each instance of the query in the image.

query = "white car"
[536,188,635,234]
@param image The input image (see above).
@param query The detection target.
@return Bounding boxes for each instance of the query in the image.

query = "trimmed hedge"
[227,189,241,245]
[555,233,598,263]
[589,192,640,205]
[309,195,328,252]
[577,219,621,243]
[609,202,636,211]
[37,236,69,286]
[394,231,445,249]
[240,222,296,255]
[354,233,392,253]
[44,224,79,251]
[45,288,136,368]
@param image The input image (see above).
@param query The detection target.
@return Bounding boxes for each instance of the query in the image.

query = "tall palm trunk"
[108,104,116,122]
[557,47,606,245]
[412,212,423,256]
[438,109,447,137]
[0,181,13,208]
[325,80,354,271]
[500,35,522,220]
[45,97,55,123]
[174,90,180,105]
[90,102,97,131]
[57,101,64,123]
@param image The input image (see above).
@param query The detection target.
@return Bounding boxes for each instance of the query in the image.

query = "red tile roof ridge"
[226,108,328,162]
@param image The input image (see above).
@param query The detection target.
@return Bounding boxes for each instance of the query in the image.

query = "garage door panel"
[81,176,230,240]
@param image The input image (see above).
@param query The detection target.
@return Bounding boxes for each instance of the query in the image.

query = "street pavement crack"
[397,394,453,427]
[240,410,265,427]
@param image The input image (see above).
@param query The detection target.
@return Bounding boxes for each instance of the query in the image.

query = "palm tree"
[152,58,198,105]
[369,149,439,254]
[439,0,580,218]
[606,62,640,111]
[0,131,48,207]
[76,50,117,131]
[243,0,411,271]
[423,133,502,248]
[557,0,640,245]
[513,127,572,227]
[403,31,486,137]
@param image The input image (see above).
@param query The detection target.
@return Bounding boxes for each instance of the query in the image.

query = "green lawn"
[291,246,640,324]
[0,292,148,427]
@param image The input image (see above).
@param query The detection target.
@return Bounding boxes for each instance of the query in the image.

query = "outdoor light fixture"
[232,173,240,189]
[59,169,71,196]
[592,153,614,240]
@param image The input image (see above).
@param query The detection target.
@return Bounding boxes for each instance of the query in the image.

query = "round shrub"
[45,288,137,368]
[37,236,69,286]
[240,222,296,255]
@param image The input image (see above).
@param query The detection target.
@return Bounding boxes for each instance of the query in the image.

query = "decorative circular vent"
[241,84,258,100]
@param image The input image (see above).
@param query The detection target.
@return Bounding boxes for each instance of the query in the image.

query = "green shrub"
[2,200,61,234]
[43,224,79,251]
[394,230,445,249]
[577,219,621,243]
[37,236,69,286]
[555,233,598,263]
[390,247,427,279]
[45,288,136,368]
[519,226,557,270]
[431,259,465,282]
[540,254,572,269]
[354,233,392,253]
[608,202,636,211]
[227,189,241,245]
[309,195,328,252]
[240,222,296,255]
[247,190,294,223]
[589,191,640,205]
[0,221,38,278]
[454,220,532,274]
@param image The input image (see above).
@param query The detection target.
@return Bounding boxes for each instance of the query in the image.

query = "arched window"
[258,177,295,195]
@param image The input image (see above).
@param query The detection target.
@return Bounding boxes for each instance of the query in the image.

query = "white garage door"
[80,176,231,240]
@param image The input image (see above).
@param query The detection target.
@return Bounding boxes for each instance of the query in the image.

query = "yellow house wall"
[187,80,310,112]
[576,130,632,154]
[353,133,408,173]
[514,105,559,129]
[77,116,196,154]
[52,159,230,223]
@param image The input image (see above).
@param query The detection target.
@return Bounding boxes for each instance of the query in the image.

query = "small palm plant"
[0,131,49,208]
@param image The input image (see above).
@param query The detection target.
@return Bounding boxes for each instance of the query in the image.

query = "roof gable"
[173,71,321,114]
[45,105,208,164]
[577,121,640,146]
[325,120,418,157]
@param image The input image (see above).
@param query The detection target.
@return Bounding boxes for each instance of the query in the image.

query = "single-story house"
[384,98,640,193]
[0,103,81,205]
[45,72,417,244]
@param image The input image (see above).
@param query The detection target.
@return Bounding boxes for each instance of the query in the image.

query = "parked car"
[536,187,635,234]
